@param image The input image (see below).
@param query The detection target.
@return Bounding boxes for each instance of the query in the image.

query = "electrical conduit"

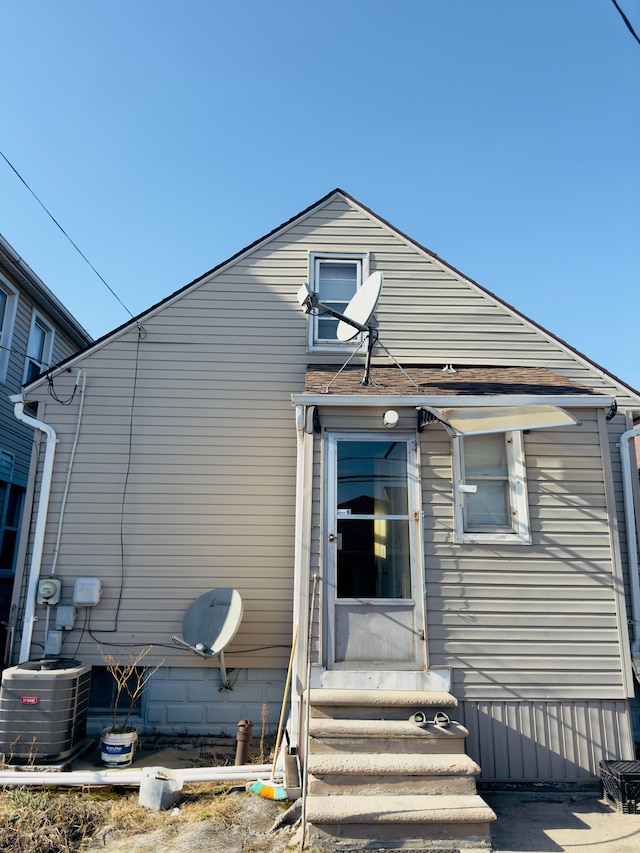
[9,395,58,663]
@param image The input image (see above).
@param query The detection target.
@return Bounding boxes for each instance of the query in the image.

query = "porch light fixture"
[383,410,399,428]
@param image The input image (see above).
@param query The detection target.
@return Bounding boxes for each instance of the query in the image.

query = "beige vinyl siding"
[18,195,639,680]
[421,411,627,700]
[23,307,306,668]
[305,402,628,703]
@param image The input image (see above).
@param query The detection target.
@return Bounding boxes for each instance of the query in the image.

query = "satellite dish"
[171,588,243,689]
[295,269,385,385]
[336,271,383,342]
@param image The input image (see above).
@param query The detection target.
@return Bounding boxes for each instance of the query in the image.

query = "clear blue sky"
[1,1,639,391]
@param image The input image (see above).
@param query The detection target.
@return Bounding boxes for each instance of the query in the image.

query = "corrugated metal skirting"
[458,699,635,781]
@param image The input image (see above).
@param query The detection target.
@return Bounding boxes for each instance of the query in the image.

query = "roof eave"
[291,393,615,408]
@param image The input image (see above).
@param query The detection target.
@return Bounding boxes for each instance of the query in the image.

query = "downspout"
[619,425,640,668]
[9,394,58,664]
[290,404,306,751]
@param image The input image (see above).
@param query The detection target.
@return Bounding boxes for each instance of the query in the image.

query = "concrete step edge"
[305,794,497,824]
[309,719,468,739]
[308,754,481,776]
[308,689,458,708]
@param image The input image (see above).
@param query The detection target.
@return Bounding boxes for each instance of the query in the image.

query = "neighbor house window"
[308,253,368,347]
[23,313,54,384]
[453,431,530,544]
[0,470,25,577]
[0,279,18,383]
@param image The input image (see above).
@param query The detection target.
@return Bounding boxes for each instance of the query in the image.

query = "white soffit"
[426,404,579,436]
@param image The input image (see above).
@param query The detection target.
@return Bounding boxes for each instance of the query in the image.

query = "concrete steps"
[304,688,495,851]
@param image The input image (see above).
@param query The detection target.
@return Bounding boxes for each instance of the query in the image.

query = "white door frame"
[322,431,427,679]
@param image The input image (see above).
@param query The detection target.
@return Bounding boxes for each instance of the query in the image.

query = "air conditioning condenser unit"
[0,659,91,763]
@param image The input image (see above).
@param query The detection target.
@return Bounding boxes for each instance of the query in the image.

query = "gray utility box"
[0,659,91,763]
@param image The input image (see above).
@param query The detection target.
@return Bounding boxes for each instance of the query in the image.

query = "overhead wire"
[0,148,136,320]
[610,0,640,45]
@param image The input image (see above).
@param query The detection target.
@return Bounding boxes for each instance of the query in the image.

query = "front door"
[325,433,425,671]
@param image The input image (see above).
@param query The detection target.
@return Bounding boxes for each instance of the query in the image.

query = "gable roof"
[26,189,640,403]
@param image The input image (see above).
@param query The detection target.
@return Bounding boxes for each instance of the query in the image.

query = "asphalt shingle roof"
[304,365,601,397]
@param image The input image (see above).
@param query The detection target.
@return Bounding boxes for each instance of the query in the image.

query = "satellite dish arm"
[313,301,369,333]
[297,285,369,333]
[170,634,232,689]
[171,634,209,658]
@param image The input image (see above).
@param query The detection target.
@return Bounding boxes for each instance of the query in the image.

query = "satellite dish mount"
[297,271,384,386]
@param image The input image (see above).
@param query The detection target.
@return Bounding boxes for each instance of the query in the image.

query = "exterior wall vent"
[0,659,91,762]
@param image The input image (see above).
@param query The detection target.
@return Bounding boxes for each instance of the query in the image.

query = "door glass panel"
[337,441,408,515]
[336,441,410,600]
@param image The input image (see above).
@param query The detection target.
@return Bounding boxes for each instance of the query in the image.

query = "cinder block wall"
[87,666,287,737]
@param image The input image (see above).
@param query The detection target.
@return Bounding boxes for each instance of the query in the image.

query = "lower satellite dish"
[171,588,243,689]
[337,271,383,342]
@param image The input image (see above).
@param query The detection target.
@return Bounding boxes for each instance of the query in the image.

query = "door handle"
[328,532,336,542]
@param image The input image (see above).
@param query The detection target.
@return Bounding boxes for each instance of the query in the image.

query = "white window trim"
[0,275,18,384]
[23,310,55,385]
[452,431,531,545]
[306,252,370,351]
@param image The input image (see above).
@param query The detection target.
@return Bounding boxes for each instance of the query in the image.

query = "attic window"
[308,253,368,348]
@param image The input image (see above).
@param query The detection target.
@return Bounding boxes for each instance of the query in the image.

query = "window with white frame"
[0,278,18,383]
[308,253,368,347]
[23,313,54,384]
[453,431,531,544]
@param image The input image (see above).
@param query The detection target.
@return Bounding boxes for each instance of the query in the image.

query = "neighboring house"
[0,234,92,661]
[7,190,640,815]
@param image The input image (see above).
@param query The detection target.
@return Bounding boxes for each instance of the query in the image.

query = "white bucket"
[138,767,183,810]
[100,729,138,767]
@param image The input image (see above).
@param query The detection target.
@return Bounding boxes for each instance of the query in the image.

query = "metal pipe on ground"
[235,719,253,765]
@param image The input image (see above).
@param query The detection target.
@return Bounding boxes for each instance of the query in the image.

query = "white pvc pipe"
[9,396,58,663]
[619,425,640,658]
[0,762,280,788]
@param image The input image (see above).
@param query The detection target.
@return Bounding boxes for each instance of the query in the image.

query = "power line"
[610,0,640,46]
[0,148,136,319]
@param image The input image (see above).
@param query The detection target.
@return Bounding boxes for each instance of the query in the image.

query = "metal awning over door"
[420,404,579,436]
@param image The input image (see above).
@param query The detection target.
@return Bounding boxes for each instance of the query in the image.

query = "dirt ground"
[86,789,640,853]
[88,790,299,853]
[12,739,638,853]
